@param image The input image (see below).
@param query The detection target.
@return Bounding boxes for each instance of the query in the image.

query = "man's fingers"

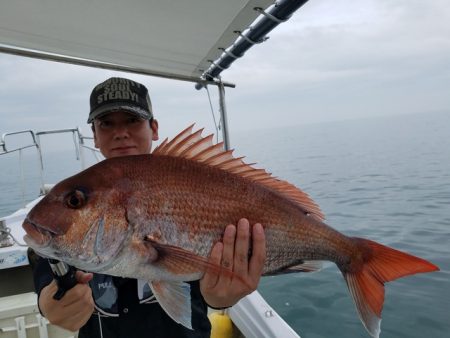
[200,221,266,309]
[201,241,223,289]
[248,223,266,284]
[76,271,93,284]
[207,224,235,289]
[57,283,91,307]
[55,290,94,331]
[233,218,250,277]
[221,224,236,271]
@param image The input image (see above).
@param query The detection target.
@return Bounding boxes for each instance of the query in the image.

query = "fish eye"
[65,189,87,209]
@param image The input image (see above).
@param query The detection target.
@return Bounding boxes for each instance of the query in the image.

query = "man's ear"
[92,125,99,148]
[151,119,159,141]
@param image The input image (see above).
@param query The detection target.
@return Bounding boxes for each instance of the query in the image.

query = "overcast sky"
[0,0,449,146]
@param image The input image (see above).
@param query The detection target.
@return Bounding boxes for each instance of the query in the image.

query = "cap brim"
[87,103,152,123]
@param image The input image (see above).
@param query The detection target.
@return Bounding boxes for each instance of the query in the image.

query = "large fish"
[23,125,438,337]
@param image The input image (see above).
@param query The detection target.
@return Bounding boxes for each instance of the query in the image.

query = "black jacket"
[33,257,211,338]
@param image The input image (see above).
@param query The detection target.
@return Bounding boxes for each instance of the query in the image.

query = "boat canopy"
[0,0,308,84]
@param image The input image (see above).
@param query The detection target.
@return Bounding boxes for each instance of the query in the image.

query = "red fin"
[287,260,323,273]
[265,260,324,276]
[343,238,439,338]
[152,124,195,155]
[150,281,192,329]
[145,237,235,279]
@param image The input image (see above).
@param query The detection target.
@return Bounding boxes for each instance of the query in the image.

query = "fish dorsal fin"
[152,124,196,156]
[152,125,324,221]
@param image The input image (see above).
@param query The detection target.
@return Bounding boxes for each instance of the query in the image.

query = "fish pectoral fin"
[144,236,226,276]
[150,280,193,329]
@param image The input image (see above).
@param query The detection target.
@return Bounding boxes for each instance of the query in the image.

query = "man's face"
[93,111,158,159]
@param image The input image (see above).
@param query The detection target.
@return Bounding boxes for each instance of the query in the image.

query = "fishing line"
[205,85,221,143]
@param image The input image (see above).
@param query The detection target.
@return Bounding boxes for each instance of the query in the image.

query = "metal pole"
[218,81,231,151]
[0,45,235,88]
[77,129,87,170]
[19,149,26,207]
[35,134,45,193]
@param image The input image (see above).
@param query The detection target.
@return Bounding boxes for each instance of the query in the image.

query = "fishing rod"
[48,259,78,300]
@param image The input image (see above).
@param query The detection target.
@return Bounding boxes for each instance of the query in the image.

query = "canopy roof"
[0,0,308,84]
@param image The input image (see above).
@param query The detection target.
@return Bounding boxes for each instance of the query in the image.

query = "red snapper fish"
[22,125,438,337]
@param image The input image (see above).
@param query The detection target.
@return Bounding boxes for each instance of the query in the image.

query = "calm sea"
[1,111,449,338]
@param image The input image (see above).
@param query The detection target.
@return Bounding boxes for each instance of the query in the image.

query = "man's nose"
[113,124,130,139]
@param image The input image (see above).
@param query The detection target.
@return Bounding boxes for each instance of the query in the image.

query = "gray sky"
[0,0,449,145]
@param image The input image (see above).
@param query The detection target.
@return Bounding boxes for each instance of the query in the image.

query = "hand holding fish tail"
[200,218,266,308]
[39,271,94,332]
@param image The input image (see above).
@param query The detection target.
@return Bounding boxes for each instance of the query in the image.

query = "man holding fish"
[24,77,438,338]
[32,77,267,337]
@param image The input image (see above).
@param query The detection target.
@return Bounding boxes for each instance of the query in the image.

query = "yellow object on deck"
[208,311,234,338]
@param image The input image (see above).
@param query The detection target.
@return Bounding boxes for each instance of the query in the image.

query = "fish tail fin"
[342,237,439,338]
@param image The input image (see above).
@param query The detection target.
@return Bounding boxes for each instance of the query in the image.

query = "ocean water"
[232,111,450,338]
[1,112,449,337]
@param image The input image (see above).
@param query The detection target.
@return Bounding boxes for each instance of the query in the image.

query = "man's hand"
[39,271,94,332]
[200,218,266,308]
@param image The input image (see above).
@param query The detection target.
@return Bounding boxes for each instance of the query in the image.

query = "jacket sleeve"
[29,249,53,296]
[28,249,53,315]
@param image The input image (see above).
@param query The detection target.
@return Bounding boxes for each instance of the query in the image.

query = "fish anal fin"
[151,125,325,220]
[287,260,323,273]
[343,237,439,338]
[150,281,193,329]
[265,260,323,276]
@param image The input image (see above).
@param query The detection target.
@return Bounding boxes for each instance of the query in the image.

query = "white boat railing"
[0,128,101,207]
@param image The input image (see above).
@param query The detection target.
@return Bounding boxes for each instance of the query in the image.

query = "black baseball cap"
[87,77,153,123]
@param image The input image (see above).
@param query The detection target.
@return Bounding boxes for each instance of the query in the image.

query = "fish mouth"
[22,217,57,248]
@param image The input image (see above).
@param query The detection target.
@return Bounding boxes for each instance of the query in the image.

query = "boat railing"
[0,219,13,248]
[0,127,101,206]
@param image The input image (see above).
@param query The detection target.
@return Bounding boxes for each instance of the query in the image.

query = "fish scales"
[119,154,349,273]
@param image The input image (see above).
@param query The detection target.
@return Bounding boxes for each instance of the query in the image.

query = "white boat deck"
[1,199,42,271]
[0,292,76,338]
